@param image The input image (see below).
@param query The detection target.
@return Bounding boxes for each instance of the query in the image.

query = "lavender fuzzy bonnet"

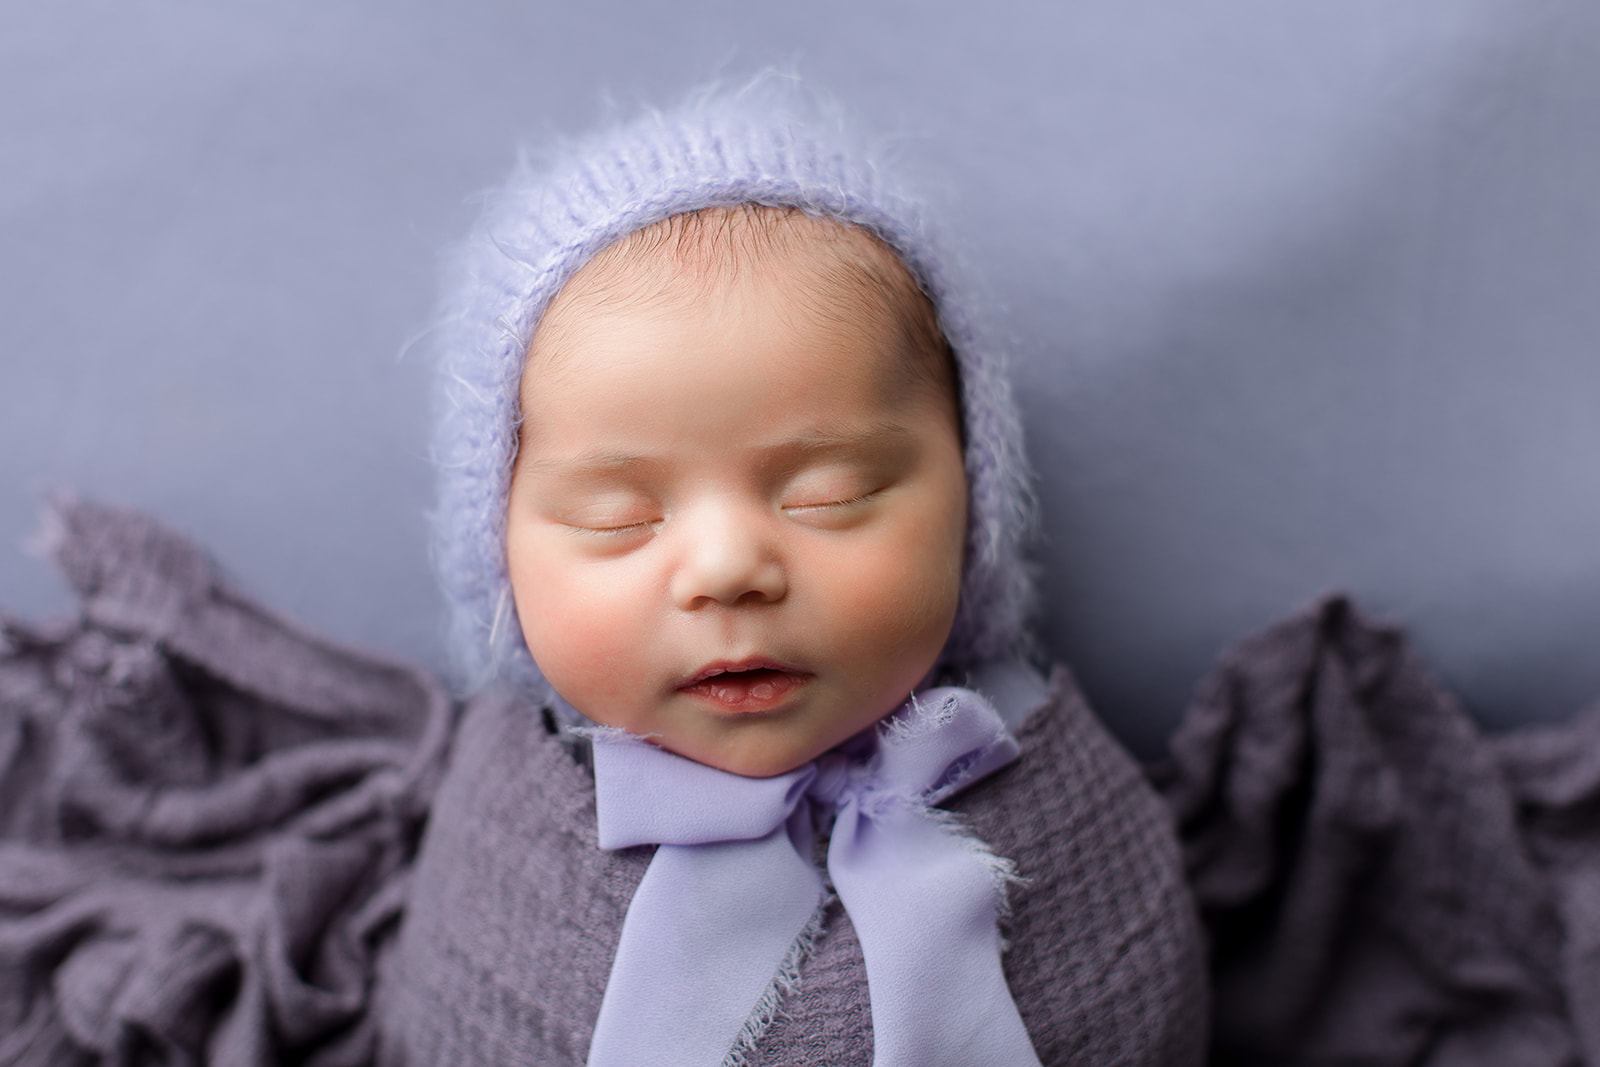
[431,83,1035,699]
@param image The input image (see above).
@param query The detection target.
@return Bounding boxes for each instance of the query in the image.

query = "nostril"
[673,555,786,608]
[736,584,784,606]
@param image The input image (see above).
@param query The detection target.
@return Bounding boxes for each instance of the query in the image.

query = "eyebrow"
[519,422,915,479]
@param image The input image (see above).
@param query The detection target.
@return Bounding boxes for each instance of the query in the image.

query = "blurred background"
[3,0,1597,757]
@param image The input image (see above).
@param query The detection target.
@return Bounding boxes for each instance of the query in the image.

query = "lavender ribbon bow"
[584,687,1043,1067]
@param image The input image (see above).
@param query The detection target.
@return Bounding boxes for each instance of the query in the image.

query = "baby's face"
[505,218,967,778]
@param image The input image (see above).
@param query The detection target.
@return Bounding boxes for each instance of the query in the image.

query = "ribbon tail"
[587,829,823,1067]
[830,803,1042,1067]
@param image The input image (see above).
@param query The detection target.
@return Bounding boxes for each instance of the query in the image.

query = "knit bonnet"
[431,81,1034,697]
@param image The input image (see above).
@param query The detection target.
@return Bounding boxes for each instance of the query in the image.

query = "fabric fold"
[1154,596,1577,1066]
[0,499,455,1066]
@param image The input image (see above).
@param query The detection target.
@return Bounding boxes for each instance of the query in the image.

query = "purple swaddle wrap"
[383,653,1207,1065]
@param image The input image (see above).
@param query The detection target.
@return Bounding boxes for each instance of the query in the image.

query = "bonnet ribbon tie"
[584,686,1044,1067]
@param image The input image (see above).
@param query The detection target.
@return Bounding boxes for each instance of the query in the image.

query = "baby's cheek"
[814,539,961,664]
[515,569,647,719]
[532,611,642,710]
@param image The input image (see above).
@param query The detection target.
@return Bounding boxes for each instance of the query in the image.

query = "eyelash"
[568,519,658,537]
[784,489,882,513]
[565,490,881,535]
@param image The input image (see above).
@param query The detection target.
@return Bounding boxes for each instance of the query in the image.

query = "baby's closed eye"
[779,469,889,528]
[556,493,661,534]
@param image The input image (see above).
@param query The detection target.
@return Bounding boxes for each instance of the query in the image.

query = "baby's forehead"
[527,204,954,404]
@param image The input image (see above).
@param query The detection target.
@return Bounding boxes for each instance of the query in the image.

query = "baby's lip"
[678,657,810,689]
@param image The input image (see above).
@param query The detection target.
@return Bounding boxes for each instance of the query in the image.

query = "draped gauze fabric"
[585,688,1043,1067]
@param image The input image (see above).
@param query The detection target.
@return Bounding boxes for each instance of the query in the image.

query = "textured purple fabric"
[382,665,1208,1066]
[0,499,454,1066]
[585,688,1036,1067]
[1155,597,1587,1065]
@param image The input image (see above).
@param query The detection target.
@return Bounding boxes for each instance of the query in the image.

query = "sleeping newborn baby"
[505,203,969,781]
[382,86,1206,1066]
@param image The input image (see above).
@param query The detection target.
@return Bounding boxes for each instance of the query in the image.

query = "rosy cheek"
[516,564,649,722]
[811,536,959,666]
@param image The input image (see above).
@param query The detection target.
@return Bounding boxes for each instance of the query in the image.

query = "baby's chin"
[658,713,891,780]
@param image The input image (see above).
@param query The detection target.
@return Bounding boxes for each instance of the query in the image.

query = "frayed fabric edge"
[722,901,828,1067]
[912,802,1028,923]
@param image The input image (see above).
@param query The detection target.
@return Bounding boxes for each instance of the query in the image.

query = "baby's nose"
[670,505,787,609]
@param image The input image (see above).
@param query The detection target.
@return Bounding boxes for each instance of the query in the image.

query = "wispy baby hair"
[531,203,960,413]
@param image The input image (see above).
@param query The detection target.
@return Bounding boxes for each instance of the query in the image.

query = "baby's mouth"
[678,660,811,712]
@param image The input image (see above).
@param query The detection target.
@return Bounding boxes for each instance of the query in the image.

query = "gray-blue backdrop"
[4,0,1597,756]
